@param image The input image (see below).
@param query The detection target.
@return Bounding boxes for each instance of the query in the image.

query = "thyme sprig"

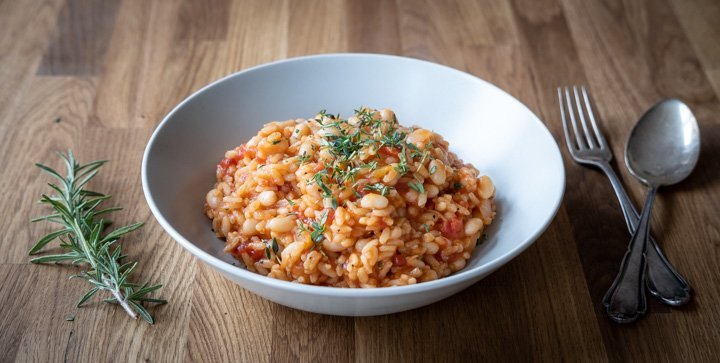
[363,183,393,196]
[29,151,166,324]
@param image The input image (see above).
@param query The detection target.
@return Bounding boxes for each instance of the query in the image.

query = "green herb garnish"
[297,152,310,165]
[264,237,281,262]
[394,145,410,175]
[310,210,329,246]
[409,181,425,194]
[363,183,393,196]
[30,151,166,324]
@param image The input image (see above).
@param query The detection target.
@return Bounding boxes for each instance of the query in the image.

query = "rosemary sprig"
[29,151,166,324]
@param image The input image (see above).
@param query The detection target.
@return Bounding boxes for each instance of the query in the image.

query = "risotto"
[204,108,496,287]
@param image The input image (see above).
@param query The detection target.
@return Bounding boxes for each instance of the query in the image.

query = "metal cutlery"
[557,86,691,321]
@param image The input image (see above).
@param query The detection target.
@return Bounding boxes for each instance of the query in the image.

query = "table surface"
[2,0,719,361]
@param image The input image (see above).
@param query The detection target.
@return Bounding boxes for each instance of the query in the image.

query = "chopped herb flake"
[409,181,425,194]
[363,183,393,196]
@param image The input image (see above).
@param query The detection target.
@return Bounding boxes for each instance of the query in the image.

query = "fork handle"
[602,186,656,323]
[598,163,691,306]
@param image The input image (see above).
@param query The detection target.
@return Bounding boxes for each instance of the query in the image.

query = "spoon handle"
[602,187,657,323]
[598,163,690,305]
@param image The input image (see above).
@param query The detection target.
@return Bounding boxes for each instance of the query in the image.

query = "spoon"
[602,99,700,323]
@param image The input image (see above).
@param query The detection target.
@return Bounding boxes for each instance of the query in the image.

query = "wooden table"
[2,0,719,361]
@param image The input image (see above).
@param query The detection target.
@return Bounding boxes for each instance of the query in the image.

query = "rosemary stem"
[31,151,165,323]
[103,275,137,319]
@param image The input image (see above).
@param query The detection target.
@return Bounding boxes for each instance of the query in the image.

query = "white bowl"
[142,54,565,316]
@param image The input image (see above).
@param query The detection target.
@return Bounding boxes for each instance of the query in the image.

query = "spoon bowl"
[625,99,700,187]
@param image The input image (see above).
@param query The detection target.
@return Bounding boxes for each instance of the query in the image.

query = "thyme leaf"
[408,181,425,194]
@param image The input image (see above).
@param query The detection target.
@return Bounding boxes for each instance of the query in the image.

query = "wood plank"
[669,0,720,94]
[175,0,231,42]
[93,0,154,129]
[395,0,466,69]
[0,0,64,128]
[345,0,401,54]
[456,0,520,45]
[356,247,605,361]
[669,0,720,68]
[37,0,122,76]
[270,306,354,362]
[708,70,720,96]
[287,0,348,56]
[217,0,288,73]
[0,265,78,362]
[0,76,96,264]
[187,264,275,362]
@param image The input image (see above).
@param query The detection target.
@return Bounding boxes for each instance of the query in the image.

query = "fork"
[557,86,691,317]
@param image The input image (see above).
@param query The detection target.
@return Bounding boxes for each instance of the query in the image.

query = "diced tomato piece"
[378,146,400,158]
[325,209,335,225]
[217,145,247,177]
[237,241,264,261]
[395,181,409,194]
[392,254,407,266]
[441,217,464,239]
[354,181,368,197]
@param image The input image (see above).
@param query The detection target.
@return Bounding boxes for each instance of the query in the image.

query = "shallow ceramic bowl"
[142,54,565,316]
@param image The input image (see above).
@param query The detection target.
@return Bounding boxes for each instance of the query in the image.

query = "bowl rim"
[141,53,565,297]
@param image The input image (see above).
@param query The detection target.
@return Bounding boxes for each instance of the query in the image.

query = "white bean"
[266,215,295,233]
[259,132,289,154]
[318,126,341,138]
[257,190,277,206]
[464,218,484,236]
[426,184,439,198]
[429,159,446,185]
[478,175,495,199]
[242,219,258,236]
[206,189,222,209]
[379,109,395,122]
[361,193,389,209]
[298,141,315,158]
[417,192,428,207]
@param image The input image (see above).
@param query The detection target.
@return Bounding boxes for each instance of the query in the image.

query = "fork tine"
[573,86,596,149]
[581,85,607,148]
[557,87,577,152]
[563,87,586,149]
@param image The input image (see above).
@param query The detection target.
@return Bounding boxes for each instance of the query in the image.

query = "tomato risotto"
[204,108,496,287]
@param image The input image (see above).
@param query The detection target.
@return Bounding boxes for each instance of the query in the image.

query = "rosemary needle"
[29,150,166,324]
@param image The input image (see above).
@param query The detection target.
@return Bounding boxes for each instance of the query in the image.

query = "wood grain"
[1,0,719,361]
[37,0,121,75]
